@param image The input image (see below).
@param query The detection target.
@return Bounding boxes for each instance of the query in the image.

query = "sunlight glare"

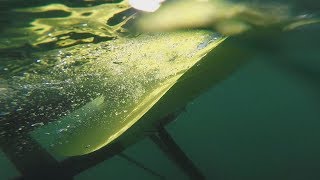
[129,0,165,12]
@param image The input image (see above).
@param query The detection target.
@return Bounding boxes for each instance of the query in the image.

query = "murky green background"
[1,0,320,179]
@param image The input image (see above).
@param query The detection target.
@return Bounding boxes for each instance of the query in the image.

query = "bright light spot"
[129,0,165,12]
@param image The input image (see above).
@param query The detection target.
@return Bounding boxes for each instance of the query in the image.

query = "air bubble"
[57,128,68,133]
[31,122,44,127]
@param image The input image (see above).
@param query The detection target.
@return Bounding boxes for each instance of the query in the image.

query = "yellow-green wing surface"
[30,31,226,156]
[2,1,252,157]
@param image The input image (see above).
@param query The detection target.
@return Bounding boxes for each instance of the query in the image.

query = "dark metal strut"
[1,116,205,179]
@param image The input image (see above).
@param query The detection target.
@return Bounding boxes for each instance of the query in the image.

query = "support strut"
[150,126,205,180]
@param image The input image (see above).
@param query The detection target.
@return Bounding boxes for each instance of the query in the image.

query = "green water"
[1,0,320,179]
